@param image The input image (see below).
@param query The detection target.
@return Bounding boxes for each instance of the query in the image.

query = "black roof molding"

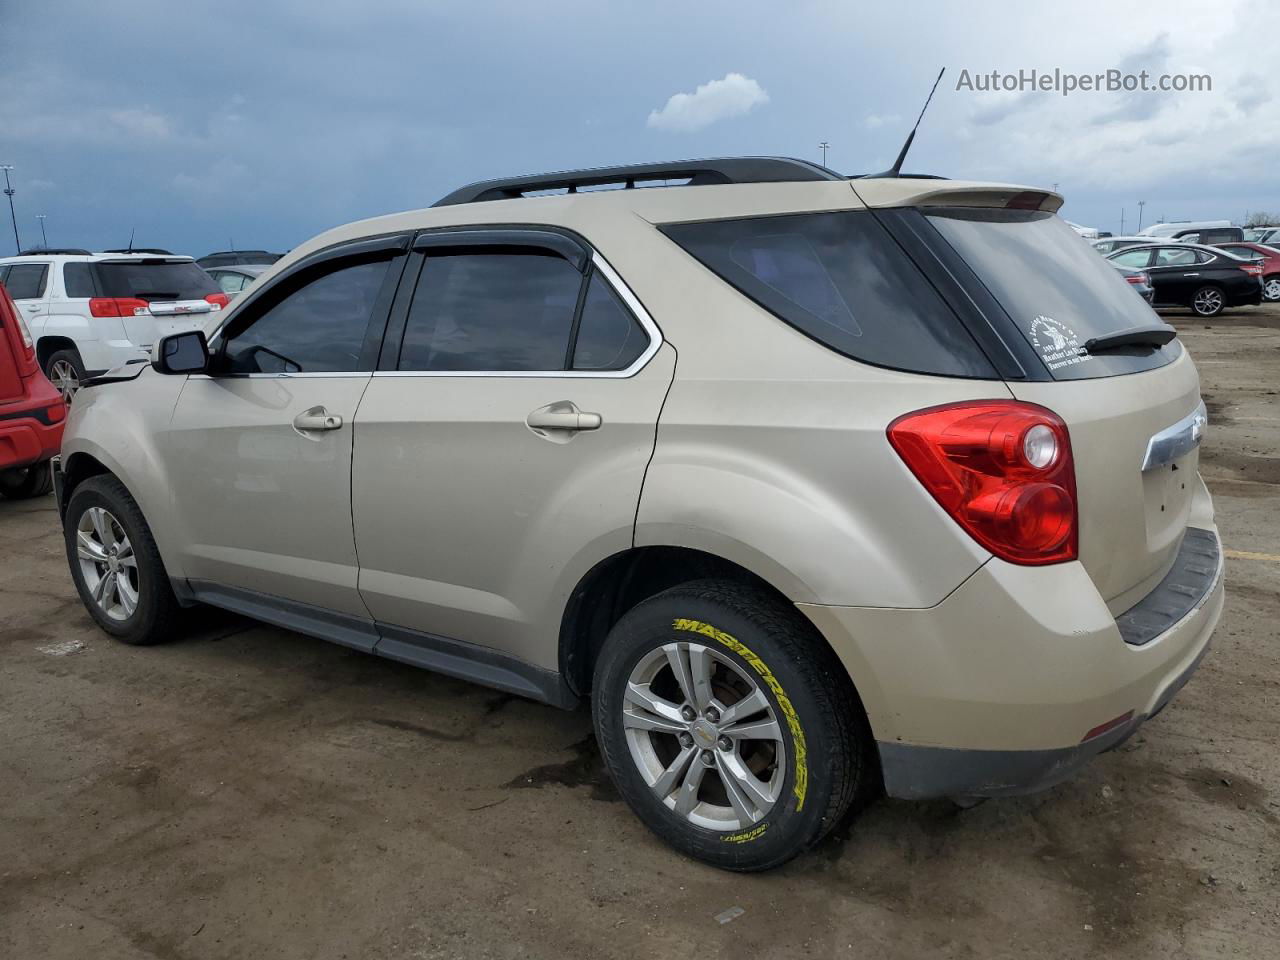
[17,247,92,256]
[102,247,174,255]
[434,157,844,206]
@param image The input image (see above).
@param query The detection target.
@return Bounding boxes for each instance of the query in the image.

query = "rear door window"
[661,211,996,378]
[399,251,581,372]
[1110,248,1154,268]
[95,260,219,300]
[4,263,49,300]
[1154,247,1197,267]
[925,209,1177,380]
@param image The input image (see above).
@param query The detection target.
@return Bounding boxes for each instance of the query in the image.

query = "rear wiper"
[1083,324,1177,354]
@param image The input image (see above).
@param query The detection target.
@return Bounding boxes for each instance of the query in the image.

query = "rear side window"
[925,209,1177,380]
[63,262,96,298]
[571,272,648,371]
[95,260,218,300]
[5,263,49,300]
[661,211,995,377]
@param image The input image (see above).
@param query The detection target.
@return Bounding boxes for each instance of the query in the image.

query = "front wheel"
[0,460,53,499]
[1190,285,1225,317]
[64,475,182,645]
[1263,275,1280,302]
[592,579,876,871]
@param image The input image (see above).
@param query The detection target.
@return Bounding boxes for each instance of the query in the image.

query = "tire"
[64,475,182,645]
[44,348,86,404]
[1190,285,1225,317]
[1263,275,1280,303]
[592,579,876,871]
[0,460,53,499]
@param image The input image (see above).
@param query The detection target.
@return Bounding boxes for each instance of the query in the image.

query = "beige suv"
[55,158,1224,870]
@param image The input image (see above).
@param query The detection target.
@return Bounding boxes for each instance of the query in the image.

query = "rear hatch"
[95,258,223,348]
[919,206,1201,609]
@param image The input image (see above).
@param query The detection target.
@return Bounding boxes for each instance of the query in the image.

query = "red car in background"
[1215,241,1280,302]
[0,282,65,499]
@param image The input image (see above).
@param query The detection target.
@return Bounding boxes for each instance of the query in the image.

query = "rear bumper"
[0,403,63,471]
[799,526,1225,800]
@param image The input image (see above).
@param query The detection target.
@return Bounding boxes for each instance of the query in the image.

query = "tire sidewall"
[593,592,837,870]
[64,480,165,641]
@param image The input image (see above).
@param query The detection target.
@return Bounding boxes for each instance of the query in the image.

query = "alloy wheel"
[622,641,785,830]
[75,506,140,621]
[1264,278,1280,302]
[1192,288,1223,316]
[49,359,80,403]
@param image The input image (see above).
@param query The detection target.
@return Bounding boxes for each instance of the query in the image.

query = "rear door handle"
[1182,272,1200,277]
[526,402,602,433]
[293,406,343,433]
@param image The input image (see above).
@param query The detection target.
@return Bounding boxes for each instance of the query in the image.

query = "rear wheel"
[1263,275,1280,302]
[1190,285,1225,317]
[0,460,53,499]
[45,349,85,403]
[64,475,182,645]
[592,579,876,871]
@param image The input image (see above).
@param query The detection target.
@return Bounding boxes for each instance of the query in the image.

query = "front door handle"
[526,402,602,435]
[1182,272,1199,277]
[293,406,343,433]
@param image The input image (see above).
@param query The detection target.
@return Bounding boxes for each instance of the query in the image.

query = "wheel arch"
[37,335,80,370]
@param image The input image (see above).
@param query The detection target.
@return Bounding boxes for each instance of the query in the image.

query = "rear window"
[95,260,219,301]
[660,211,997,378]
[925,209,1179,380]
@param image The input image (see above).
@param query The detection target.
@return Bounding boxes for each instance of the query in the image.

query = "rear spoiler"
[851,179,1064,214]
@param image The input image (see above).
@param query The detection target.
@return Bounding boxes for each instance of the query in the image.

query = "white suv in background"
[0,249,228,401]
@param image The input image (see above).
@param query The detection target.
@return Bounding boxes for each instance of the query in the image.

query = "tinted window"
[572,272,648,370]
[63,262,96,298]
[1154,247,1197,266]
[662,211,993,377]
[927,209,1176,380]
[399,251,582,372]
[222,259,390,373]
[96,261,218,300]
[1110,248,1153,268]
[5,263,48,300]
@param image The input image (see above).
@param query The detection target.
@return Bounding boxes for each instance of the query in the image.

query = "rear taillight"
[1124,272,1149,286]
[1239,263,1263,277]
[89,297,149,318]
[887,401,1078,565]
[205,293,229,310]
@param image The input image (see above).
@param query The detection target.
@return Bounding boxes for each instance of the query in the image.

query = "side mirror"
[152,330,209,375]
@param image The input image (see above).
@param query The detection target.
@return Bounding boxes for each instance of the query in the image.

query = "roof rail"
[17,247,92,256]
[433,157,843,206]
[102,247,175,255]
[200,249,277,256]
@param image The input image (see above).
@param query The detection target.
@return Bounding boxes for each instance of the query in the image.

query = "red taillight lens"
[1124,272,1149,286]
[89,297,149,318]
[1239,264,1263,276]
[46,403,66,424]
[205,293,230,309]
[887,401,1078,565]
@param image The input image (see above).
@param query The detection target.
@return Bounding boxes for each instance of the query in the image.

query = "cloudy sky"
[2,0,1276,256]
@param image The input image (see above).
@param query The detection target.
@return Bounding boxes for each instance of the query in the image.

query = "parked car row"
[0,247,279,401]
[1089,235,1273,315]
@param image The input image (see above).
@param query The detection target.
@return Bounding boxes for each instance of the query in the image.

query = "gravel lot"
[2,304,1277,959]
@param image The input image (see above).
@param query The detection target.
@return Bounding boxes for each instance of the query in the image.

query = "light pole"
[1,165,19,253]
[1137,200,1146,232]
[36,214,47,248]
[818,141,830,167]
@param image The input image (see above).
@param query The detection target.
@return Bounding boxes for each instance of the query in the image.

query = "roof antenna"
[867,67,945,179]
[126,226,135,253]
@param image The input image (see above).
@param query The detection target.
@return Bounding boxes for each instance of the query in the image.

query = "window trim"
[374,245,662,380]
[4,261,50,300]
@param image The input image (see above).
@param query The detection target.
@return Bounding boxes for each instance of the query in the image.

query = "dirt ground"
[1,305,1277,960]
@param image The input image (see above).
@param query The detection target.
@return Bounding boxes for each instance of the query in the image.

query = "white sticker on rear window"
[1028,315,1086,371]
